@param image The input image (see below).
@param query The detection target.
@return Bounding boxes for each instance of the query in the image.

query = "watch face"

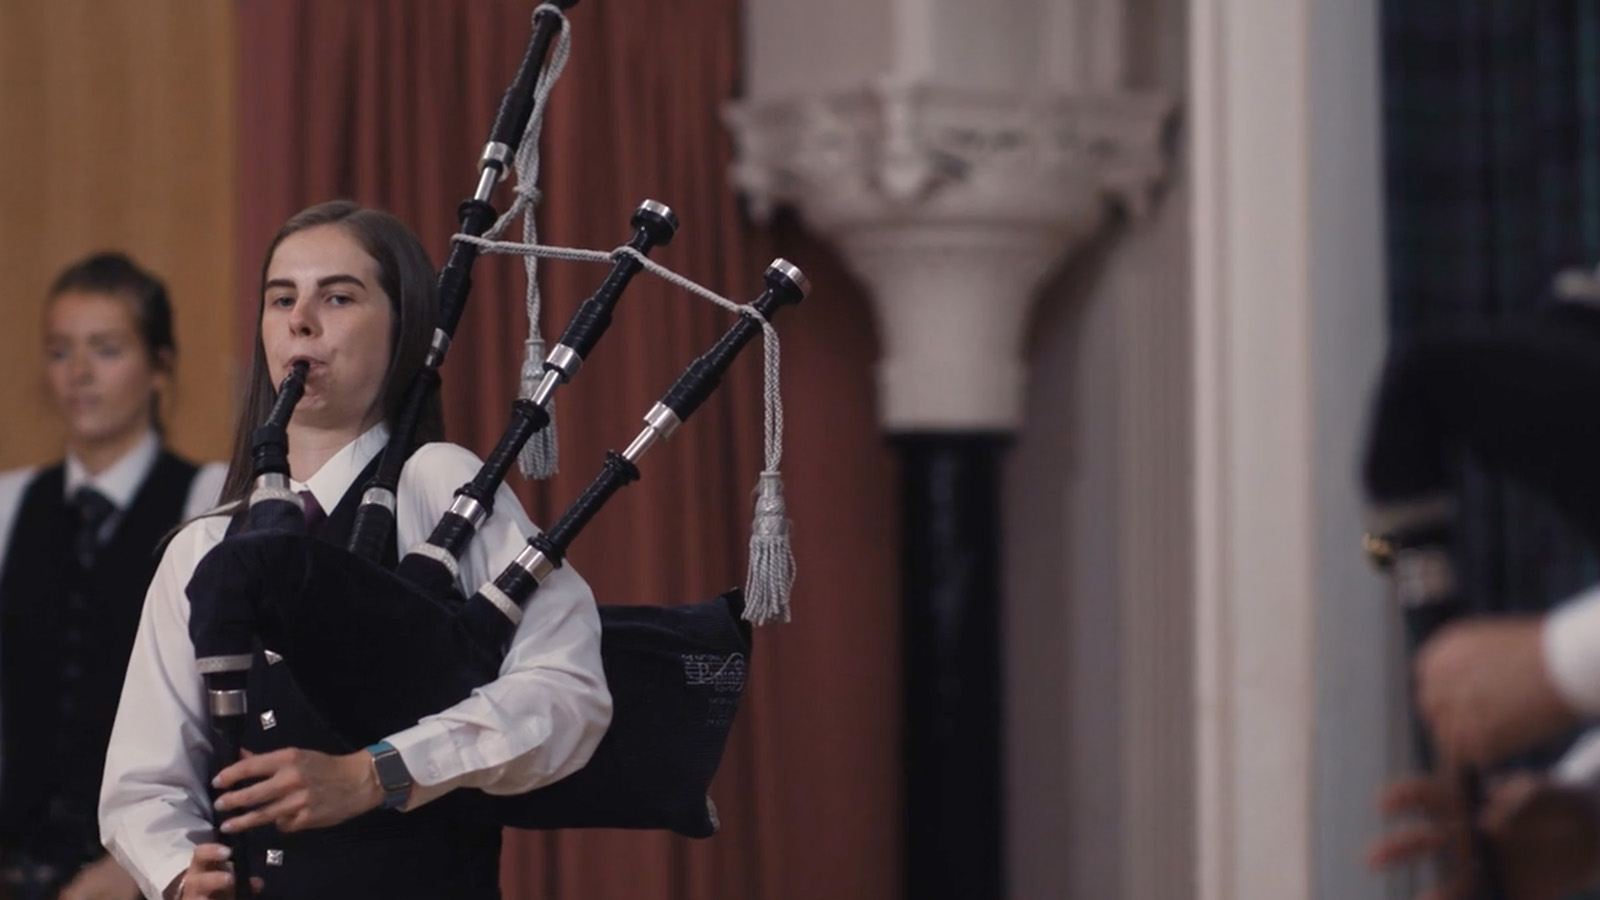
[374,749,411,791]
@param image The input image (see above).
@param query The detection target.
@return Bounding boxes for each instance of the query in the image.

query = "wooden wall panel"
[0,0,236,469]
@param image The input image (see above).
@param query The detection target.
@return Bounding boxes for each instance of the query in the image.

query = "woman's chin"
[65,414,146,448]
[289,406,361,432]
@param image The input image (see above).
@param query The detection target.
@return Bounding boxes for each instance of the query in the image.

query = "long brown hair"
[216,201,443,505]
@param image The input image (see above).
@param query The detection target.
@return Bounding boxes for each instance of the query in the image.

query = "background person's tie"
[70,486,115,569]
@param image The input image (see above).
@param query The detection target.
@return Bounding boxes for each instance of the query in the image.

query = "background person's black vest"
[0,453,198,865]
[224,459,501,900]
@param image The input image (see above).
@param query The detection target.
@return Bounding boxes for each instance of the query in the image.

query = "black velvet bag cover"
[494,591,752,837]
[187,530,750,837]
[1362,304,1600,546]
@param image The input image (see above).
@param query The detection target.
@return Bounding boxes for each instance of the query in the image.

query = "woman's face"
[261,224,395,433]
[44,291,165,447]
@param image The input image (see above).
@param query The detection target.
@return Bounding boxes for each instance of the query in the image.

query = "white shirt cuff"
[1555,729,1600,785]
[384,719,455,810]
[1543,586,1600,718]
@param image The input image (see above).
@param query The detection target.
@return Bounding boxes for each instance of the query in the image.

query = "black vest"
[0,453,199,863]
[225,464,501,900]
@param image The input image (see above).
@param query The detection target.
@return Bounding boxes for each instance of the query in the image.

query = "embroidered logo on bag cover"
[681,653,747,692]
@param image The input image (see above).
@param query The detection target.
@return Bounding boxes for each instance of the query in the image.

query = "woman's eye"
[268,294,295,309]
[327,293,353,306]
[94,345,126,361]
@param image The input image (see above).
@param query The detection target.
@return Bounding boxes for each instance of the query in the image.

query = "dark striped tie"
[71,486,116,569]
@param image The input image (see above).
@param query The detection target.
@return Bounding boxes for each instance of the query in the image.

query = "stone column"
[729,72,1170,899]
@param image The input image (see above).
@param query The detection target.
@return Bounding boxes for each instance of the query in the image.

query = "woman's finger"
[185,868,235,898]
[221,791,306,835]
[214,748,294,791]
[191,843,234,868]
[216,765,299,813]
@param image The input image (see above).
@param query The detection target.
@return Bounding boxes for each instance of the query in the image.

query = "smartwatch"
[365,740,413,810]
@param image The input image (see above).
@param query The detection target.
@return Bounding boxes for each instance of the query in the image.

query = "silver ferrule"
[637,199,677,229]
[769,258,811,298]
[622,426,661,464]
[425,328,452,367]
[448,494,489,529]
[361,487,397,513]
[545,343,582,380]
[621,404,681,463]
[480,141,512,169]
[197,654,254,675]
[475,142,512,199]
[512,544,557,584]
[209,689,248,717]
[253,472,290,493]
[248,484,299,509]
[643,402,682,441]
[530,368,562,407]
[474,167,499,202]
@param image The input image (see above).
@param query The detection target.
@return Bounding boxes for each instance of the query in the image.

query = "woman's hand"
[1368,772,1600,900]
[55,854,139,900]
[167,844,264,900]
[214,747,384,834]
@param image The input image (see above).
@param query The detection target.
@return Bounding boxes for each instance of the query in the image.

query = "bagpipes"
[187,0,803,881]
[1359,288,1600,898]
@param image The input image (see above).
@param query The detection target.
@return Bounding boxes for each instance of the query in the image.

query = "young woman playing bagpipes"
[0,252,225,900]
[97,202,612,900]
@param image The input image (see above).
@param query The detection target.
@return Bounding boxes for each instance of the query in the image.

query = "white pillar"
[1190,1,1394,899]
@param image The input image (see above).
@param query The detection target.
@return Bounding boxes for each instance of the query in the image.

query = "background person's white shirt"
[0,430,227,579]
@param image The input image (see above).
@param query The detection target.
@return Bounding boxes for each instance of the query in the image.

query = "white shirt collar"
[288,422,390,515]
[64,429,161,510]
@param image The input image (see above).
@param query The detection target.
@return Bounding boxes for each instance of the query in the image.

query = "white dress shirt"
[0,430,227,580]
[1546,587,1600,783]
[1545,585,1600,722]
[97,424,611,900]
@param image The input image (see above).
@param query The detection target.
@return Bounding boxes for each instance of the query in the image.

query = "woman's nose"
[286,298,318,336]
[67,349,94,384]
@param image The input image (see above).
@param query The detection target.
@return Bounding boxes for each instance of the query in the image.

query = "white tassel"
[743,470,794,625]
[517,338,559,479]
[502,5,571,480]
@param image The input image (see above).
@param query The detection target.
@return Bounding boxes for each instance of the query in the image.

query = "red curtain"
[235,2,900,897]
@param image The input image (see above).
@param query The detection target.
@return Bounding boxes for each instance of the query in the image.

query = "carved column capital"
[727,81,1174,431]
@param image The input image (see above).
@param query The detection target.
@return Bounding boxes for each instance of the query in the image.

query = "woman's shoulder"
[398,442,535,528]
[163,508,234,560]
[402,441,486,482]
[0,465,40,495]
[0,466,41,544]
[393,442,482,507]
